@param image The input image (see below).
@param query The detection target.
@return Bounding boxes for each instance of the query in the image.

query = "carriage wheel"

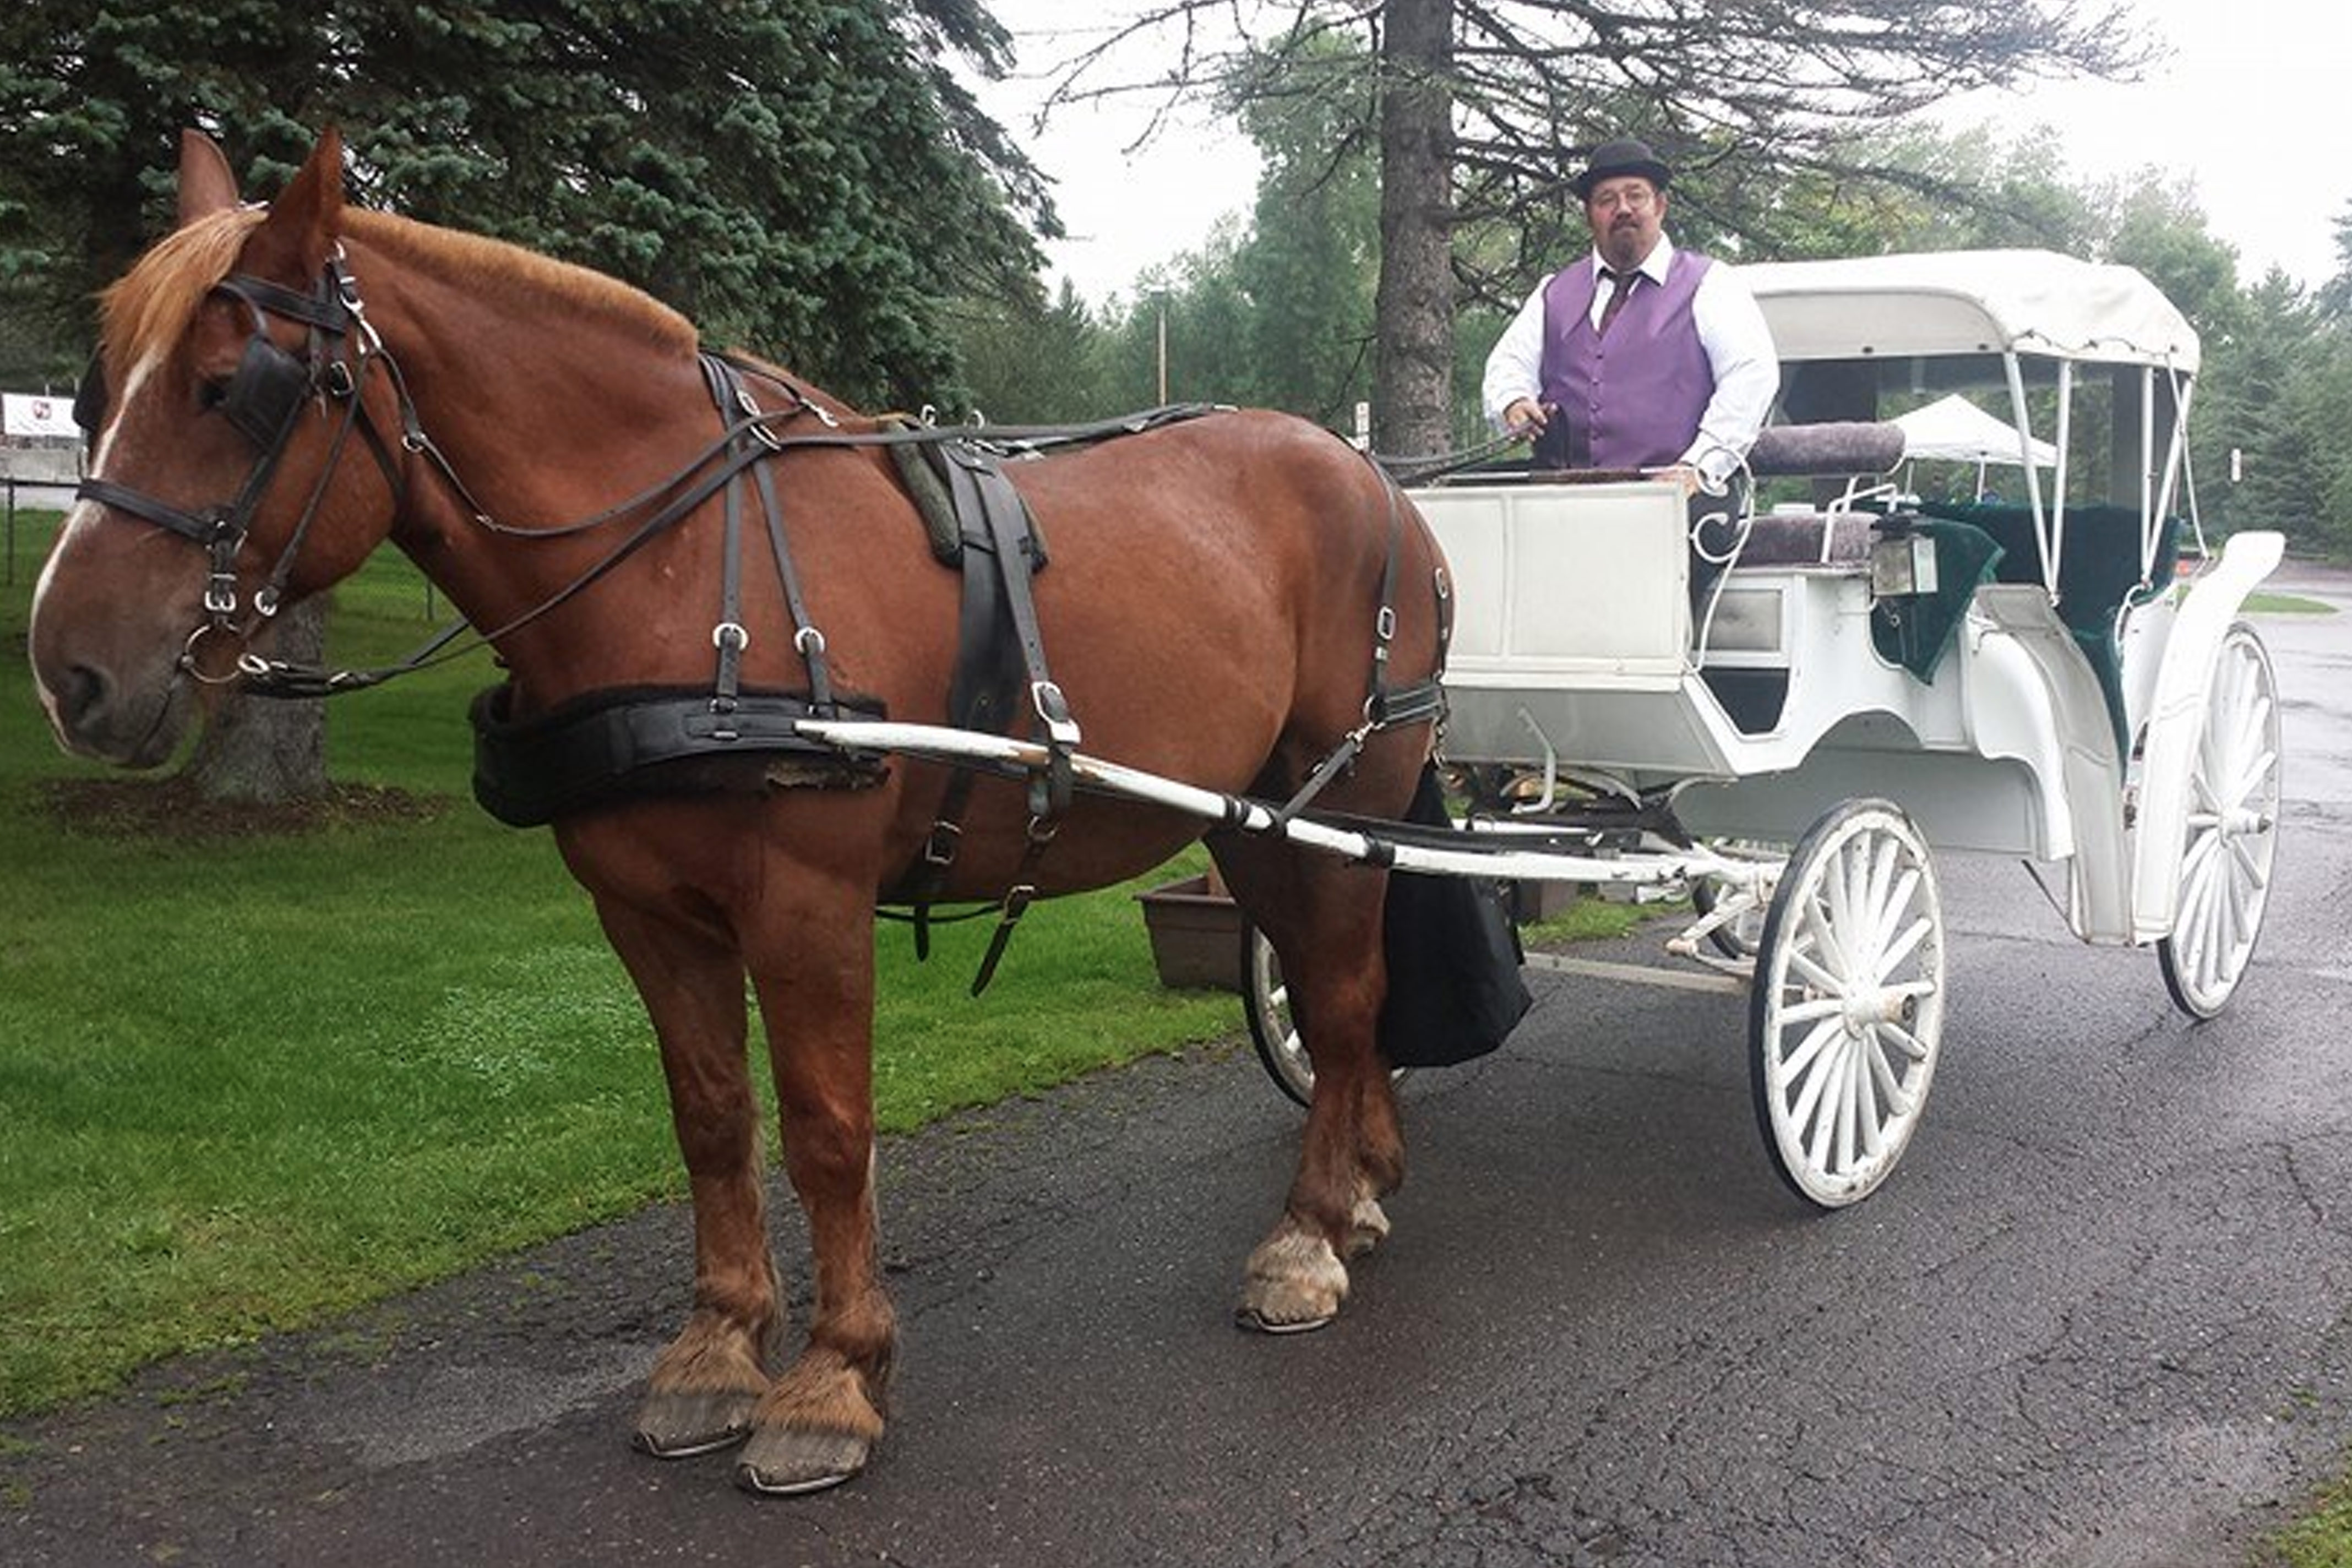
[1242,924,1407,1109]
[2158,622,2282,1020]
[1749,799,1945,1209]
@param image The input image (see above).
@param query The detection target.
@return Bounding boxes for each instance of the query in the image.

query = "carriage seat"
[1912,501,2184,758]
[1743,420,1907,480]
[1719,421,1906,572]
[1728,507,1875,569]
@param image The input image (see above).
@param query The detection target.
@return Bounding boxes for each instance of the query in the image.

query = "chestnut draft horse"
[29,130,1452,1493]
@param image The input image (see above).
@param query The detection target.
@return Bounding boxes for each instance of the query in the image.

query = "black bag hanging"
[1376,764,1534,1069]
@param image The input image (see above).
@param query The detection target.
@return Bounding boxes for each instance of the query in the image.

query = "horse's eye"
[197,378,228,412]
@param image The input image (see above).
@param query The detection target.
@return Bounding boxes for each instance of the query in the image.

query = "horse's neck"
[362,239,728,676]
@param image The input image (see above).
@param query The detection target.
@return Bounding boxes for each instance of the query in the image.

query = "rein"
[83,245,1228,702]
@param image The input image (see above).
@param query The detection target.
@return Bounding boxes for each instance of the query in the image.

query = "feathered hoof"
[1345,1195,1392,1259]
[1234,1227,1347,1335]
[735,1426,872,1496]
[632,1388,759,1458]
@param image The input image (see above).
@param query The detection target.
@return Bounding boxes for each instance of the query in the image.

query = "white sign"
[3,392,80,440]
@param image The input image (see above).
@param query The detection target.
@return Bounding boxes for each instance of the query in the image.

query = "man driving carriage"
[1482,137,1779,493]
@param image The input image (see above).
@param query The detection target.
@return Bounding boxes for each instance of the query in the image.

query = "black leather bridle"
[74,249,403,682]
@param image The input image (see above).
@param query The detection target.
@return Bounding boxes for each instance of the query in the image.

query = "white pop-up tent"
[1892,393,2059,500]
[1892,394,2058,467]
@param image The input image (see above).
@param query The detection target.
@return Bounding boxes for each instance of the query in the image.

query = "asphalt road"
[6,570,2350,1568]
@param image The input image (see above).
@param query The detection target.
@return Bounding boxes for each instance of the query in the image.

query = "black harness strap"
[887,459,1028,956]
[1271,467,1451,825]
[881,442,1074,986]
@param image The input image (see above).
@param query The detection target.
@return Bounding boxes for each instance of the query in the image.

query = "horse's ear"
[242,127,346,281]
[176,131,241,226]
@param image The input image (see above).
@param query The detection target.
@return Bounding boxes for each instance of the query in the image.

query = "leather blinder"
[219,331,313,448]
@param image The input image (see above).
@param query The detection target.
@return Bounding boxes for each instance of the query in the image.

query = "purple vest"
[1536,249,1713,471]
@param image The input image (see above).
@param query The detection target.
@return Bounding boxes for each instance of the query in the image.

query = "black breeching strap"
[1270,469,1451,826]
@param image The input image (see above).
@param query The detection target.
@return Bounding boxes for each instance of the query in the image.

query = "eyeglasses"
[1588,184,1657,214]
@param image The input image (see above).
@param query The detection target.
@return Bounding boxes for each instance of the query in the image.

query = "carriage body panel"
[1422,479,2104,864]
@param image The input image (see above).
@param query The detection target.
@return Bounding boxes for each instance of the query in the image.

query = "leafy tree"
[1,0,1052,802]
[1042,0,2144,454]
[2315,200,2352,322]
[1229,40,1382,428]
[0,0,1053,406]
[945,281,1121,425]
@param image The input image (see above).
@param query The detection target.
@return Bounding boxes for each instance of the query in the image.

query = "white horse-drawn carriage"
[1241,249,2284,1207]
[43,134,2284,1482]
[798,248,2275,1211]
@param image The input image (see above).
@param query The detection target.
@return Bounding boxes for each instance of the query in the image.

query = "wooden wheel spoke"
[1788,946,1845,998]
[1866,1032,1914,1119]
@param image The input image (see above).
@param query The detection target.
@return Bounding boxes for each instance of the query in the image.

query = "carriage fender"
[2128,530,2285,944]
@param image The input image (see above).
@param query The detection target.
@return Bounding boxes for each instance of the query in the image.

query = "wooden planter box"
[1135,872,1243,992]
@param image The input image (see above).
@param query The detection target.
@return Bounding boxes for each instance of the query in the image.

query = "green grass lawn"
[2245,592,2335,616]
[1,513,1236,1414]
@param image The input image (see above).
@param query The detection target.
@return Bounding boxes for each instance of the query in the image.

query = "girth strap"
[885,440,1074,983]
[941,444,1077,816]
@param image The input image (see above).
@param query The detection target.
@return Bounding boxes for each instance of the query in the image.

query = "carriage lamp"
[1870,530,1940,599]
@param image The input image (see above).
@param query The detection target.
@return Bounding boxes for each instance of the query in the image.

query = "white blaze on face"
[29,351,161,727]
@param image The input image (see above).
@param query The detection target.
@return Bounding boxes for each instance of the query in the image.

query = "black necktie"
[1597,268,1635,336]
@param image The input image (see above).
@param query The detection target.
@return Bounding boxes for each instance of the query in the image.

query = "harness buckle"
[711,620,750,651]
[923,820,962,867]
[734,386,786,453]
[1031,680,1081,747]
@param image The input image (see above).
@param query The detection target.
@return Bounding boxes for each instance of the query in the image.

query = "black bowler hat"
[1572,137,1672,199]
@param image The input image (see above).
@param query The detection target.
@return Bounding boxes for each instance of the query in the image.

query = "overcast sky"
[972,0,2351,303]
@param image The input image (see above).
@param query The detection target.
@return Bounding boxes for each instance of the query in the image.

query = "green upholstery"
[1868,518,2006,682]
[1913,502,2183,759]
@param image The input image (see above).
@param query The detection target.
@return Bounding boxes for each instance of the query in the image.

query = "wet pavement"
[5,565,2350,1567]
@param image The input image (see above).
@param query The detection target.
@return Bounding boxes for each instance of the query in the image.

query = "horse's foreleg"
[734,911,893,1495]
[1216,842,1406,1333]
[594,901,778,1458]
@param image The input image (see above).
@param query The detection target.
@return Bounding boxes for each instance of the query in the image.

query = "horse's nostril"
[57,663,110,729]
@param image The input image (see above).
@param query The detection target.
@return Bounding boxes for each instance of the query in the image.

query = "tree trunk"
[1370,0,1457,461]
[182,597,330,803]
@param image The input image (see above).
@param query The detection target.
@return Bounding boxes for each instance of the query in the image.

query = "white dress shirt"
[1481,235,1781,485]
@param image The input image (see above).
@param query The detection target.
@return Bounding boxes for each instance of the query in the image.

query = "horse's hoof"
[735,1427,871,1495]
[632,1389,759,1458]
[1345,1196,1392,1259]
[1237,1227,1347,1333]
[1234,1303,1336,1336]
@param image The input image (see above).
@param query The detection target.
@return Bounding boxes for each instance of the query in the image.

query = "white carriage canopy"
[1741,250,2201,372]
[1743,249,2207,601]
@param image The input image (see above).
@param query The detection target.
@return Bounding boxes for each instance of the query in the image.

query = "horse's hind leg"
[592,902,781,1458]
[1213,836,1407,1333]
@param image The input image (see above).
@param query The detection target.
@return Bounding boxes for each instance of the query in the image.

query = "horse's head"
[29,128,401,766]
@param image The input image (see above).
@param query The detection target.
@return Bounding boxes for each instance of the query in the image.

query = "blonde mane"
[342,209,697,353]
[99,203,699,377]
[100,208,267,373]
